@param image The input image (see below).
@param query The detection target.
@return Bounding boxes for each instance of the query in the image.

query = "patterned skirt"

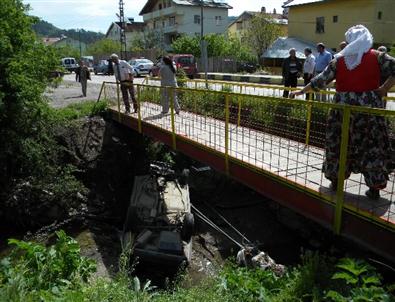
[322,92,394,189]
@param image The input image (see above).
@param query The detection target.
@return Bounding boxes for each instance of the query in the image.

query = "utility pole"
[118,0,127,60]
[78,29,82,58]
[200,0,208,88]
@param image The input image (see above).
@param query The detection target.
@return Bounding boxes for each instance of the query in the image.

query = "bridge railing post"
[137,85,142,133]
[225,94,230,175]
[116,81,121,122]
[305,93,313,146]
[97,81,105,102]
[169,87,177,150]
[333,106,351,235]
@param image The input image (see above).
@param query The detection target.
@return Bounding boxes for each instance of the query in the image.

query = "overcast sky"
[23,0,285,33]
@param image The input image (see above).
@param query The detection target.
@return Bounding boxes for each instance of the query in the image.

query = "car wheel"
[149,71,153,77]
[181,213,194,242]
[94,70,98,75]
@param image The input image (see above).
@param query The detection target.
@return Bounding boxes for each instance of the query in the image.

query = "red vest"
[336,49,380,93]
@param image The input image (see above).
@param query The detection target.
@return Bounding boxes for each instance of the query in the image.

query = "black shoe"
[365,189,380,200]
[330,181,337,192]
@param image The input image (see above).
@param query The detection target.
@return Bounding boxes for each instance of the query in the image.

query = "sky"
[23,0,285,33]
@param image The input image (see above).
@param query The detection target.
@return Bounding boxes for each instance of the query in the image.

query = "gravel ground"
[46,74,146,108]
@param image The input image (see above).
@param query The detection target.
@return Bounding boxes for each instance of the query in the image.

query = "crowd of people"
[282,37,390,101]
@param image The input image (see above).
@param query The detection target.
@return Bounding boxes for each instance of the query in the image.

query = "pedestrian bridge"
[98,80,395,262]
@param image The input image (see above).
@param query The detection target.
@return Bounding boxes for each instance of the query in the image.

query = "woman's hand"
[289,90,303,98]
[374,86,387,97]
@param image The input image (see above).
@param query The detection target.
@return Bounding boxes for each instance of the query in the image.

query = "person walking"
[282,48,302,98]
[75,60,91,97]
[290,25,395,200]
[303,47,315,100]
[159,56,180,114]
[111,53,138,114]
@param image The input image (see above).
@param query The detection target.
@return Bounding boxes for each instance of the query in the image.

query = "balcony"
[142,6,183,21]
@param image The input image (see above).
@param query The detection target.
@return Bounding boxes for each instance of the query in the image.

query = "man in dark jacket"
[75,60,91,97]
[282,48,302,98]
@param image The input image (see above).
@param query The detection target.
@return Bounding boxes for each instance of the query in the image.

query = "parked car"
[172,54,198,78]
[93,60,110,75]
[128,58,154,77]
[122,162,194,267]
[238,62,259,73]
[61,57,79,73]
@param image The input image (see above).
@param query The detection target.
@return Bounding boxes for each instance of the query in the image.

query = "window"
[164,2,166,8]
[168,0,171,7]
[378,11,382,19]
[159,3,162,10]
[316,17,325,33]
[194,15,201,24]
[169,16,176,26]
[333,15,338,23]
[215,16,222,26]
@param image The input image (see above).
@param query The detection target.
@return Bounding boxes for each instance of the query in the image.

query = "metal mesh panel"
[99,81,395,228]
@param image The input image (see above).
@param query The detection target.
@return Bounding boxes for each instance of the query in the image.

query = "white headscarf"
[334,25,373,70]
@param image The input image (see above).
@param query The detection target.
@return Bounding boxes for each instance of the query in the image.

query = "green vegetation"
[1,235,393,301]
[50,100,108,122]
[0,0,109,229]
[171,34,257,63]
[33,19,104,44]
[87,38,122,59]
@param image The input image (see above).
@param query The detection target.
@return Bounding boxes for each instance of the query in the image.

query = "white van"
[61,57,79,73]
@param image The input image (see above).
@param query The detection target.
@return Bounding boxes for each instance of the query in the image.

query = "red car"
[149,54,198,78]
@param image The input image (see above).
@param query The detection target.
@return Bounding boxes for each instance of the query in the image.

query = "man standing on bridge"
[110,53,138,114]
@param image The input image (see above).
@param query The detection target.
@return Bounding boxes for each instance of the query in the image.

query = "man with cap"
[110,53,138,114]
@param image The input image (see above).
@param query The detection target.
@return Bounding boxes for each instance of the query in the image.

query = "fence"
[98,81,395,235]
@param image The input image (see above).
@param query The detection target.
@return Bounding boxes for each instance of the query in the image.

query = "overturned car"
[122,163,194,267]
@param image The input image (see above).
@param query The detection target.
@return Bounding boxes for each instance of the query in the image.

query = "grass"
[49,100,108,122]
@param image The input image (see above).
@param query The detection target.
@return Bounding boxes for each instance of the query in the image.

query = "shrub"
[0,230,96,301]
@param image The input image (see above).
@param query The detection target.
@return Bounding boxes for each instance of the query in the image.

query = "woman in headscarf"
[291,25,395,200]
[159,56,180,114]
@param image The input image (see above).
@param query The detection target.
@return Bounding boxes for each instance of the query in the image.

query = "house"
[105,19,146,49]
[51,36,87,53]
[139,0,232,49]
[284,0,395,51]
[42,37,62,46]
[228,9,288,40]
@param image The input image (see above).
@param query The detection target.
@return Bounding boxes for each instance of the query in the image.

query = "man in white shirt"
[303,47,315,100]
[110,53,137,114]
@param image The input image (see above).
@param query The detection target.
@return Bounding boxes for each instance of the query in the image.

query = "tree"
[244,14,282,59]
[130,30,165,52]
[52,44,80,60]
[0,0,59,183]
[171,34,256,62]
[87,38,121,58]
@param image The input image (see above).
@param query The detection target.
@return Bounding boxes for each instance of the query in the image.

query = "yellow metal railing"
[99,81,395,235]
